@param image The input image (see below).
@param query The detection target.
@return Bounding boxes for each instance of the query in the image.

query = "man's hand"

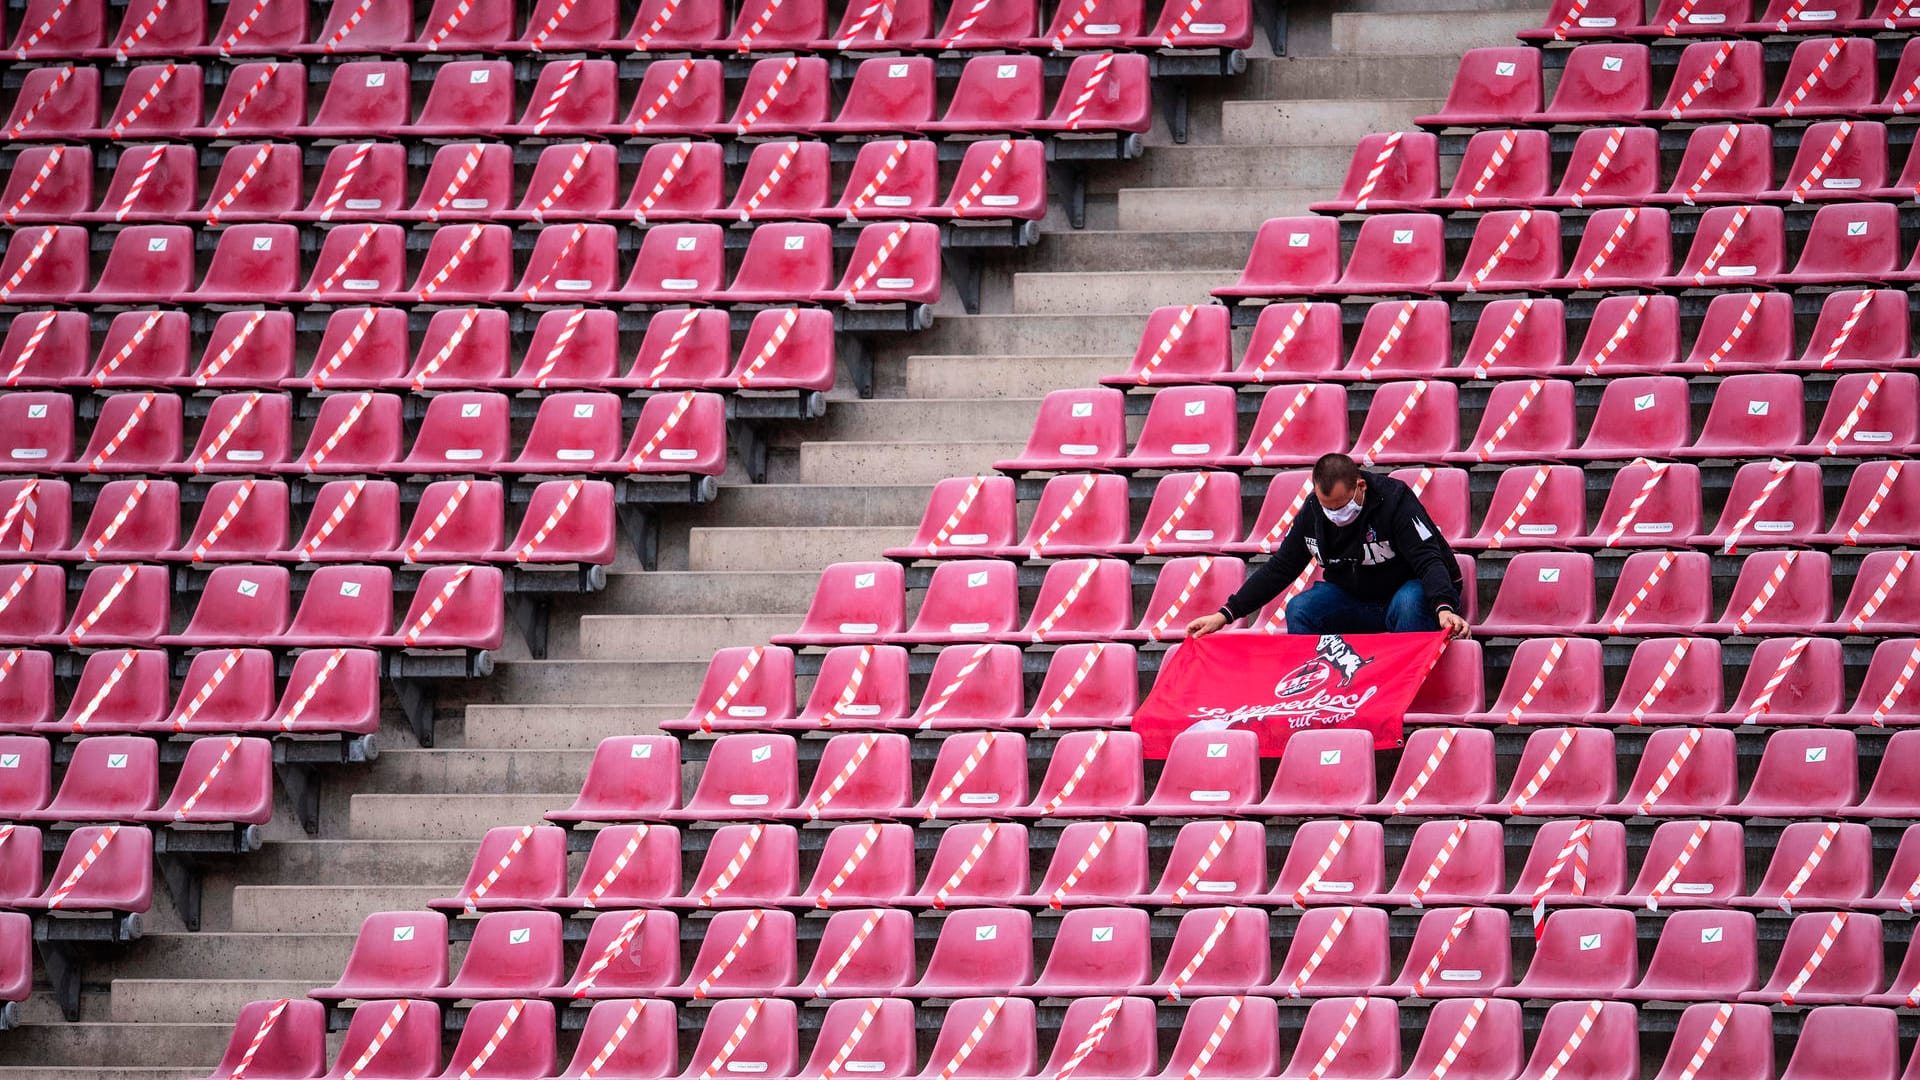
[1438,609,1471,639]
[1185,612,1230,638]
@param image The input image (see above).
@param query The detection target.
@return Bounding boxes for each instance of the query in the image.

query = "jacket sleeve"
[1218,519,1312,622]
[1389,497,1462,614]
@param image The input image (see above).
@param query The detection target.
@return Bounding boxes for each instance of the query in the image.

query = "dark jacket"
[1218,471,1463,621]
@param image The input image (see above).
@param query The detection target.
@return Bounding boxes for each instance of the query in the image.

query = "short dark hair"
[1312,453,1362,493]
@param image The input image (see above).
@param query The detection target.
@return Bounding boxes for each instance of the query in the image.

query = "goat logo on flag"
[1134,631,1449,758]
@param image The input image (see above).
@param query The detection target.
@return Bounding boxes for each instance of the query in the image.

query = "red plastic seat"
[490,478,616,566]
[1544,43,1653,120]
[821,221,942,307]
[1605,817,1744,910]
[884,475,1018,561]
[1311,131,1440,213]
[607,223,726,302]
[1219,385,1347,469]
[772,562,904,647]
[1369,819,1505,907]
[1380,906,1512,997]
[929,137,1047,221]
[614,59,725,135]
[77,309,187,388]
[1416,48,1542,127]
[9,0,107,56]
[1789,289,1911,372]
[1650,124,1773,206]
[1118,385,1237,468]
[1861,824,1920,909]
[284,309,408,391]
[1657,205,1787,289]
[1031,52,1151,134]
[297,0,409,53]
[502,59,619,136]
[793,907,916,998]
[912,732,1028,820]
[397,0,514,53]
[155,647,275,733]
[1015,642,1136,727]
[248,647,381,735]
[1759,36,1878,118]
[1344,214,1448,294]
[1030,910,1154,997]
[82,225,191,304]
[37,647,166,734]
[1484,728,1616,815]
[1641,40,1765,121]
[1016,729,1143,817]
[427,824,568,913]
[397,390,510,472]
[1442,209,1563,295]
[402,143,513,222]
[1568,294,1680,375]
[194,998,328,1080]
[1363,727,1497,815]
[783,822,915,908]
[92,62,204,140]
[1594,638,1722,724]
[3,145,95,222]
[290,143,408,223]
[178,392,291,475]
[0,563,66,642]
[434,998,555,1079]
[1459,465,1583,551]
[264,564,393,648]
[666,909,798,997]
[1325,300,1449,380]
[1703,553,1833,636]
[1585,550,1712,635]
[1543,207,1672,291]
[1737,820,1872,911]
[316,999,441,1077]
[188,223,302,303]
[501,308,622,390]
[669,733,799,821]
[1390,998,1525,1080]
[145,735,272,825]
[0,651,56,732]
[1137,907,1270,997]
[996,477,1129,562]
[1565,376,1692,460]
[425,910,564,1000]
[405,224,513,302]
[1102,304,1232,386]
[815,58,934,134]
[374,564,503,651]
[920,0,1036,47]
[1768,121,1888,203]
[190,143,303,226]
[785,731,911,819]
[1269,908,1392,998]
[544,904,678,994]
[1502,909,1639,999]
[1609,727,1739,817]
[994,388,1125,473]
[814,0,933,47]
[1141,728,1261,816]
[898,644,1024,732]
[1803,371,1920,455]
[20,734,156,821]
[1726,728,1858,815]
[1834,638,1920,726]
[1122,556,1244,643]
[1791,203,1904,287]
[50,477,174,562]
[279,479,401,563]
[908,823,1029,909]
[1139,820,1266,906]
[292,224,407,304]
[1741,911,1882,1004]
[1541,126,1662,208]
[1110,471,1240,557]
[18,824,151,912]
[0,745,46,817]
[553,999,679,1079]
[190,60,303,139]
[667,646,798,735]
[919,55,1043,131]
[180,311,294,390]
[0,312,89,388]
[47,562,169,646]
[1438,130,1552,208]
[1695,460,1824,551]
[1213,218,1342,300]
[604,390,727,477]
[1252,730,1376,817]
[506,143,620,224]
[1272,997,1399,1080]
[604,141,724,224]
[501,392,623,474]
[1454,383,1578,466]
[0,67,100,142]
[547,735,682,824]
[713,57,829,136]
[1470,551,1590,636]
[1028,0,1142,47]
[1826,548,1920,632]
[158,565,290,648]
[1778,1007,1900,1080]
[1347,379,1457,464]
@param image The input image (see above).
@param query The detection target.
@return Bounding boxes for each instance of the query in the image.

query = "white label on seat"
[453,198,490,209]
[726,1063,767,1074]
[845,1064,884,1074]
[149,238,168,252]
[393,925,415,941]
[839,622,879,634]
[1189,789,1230,801]
[344,198,384,210]
[0,756,15,769]
[1060,444,1098,455]
[1634,393,1656,410]
[1755,520,1795,532]
[445,449,483,460]
[855,573,876,588]
[1717,266,1755,277]
[238,580,259,598]
[1184,400,1206,417]
[968,571,990,587]
[1578,15,1616,24]
[462,403,483,418]
[1855,431,1894,442]
[344,279,381,290]
[1192,21,1226,31]
[1848,221,1869,236]
[959,792,1000,804]
[662,279,698,290]
[1393,230,1414,244]
[1799,7,1836,17]
[1071,402,1094,417]
[226,450,263,461]
[676,236,698,251]
[9,450,43,459]
[976,925,998,940]
[1171,443,1211,455]
[784,236,805,250]
[253,236,273,251]
[1087,22,1120,31]
[1440,969,1483,981]
[1687,11,1724,20]
[727,706,766,718]
[1633,522,1673,534]
[632,742,655,756]
[508,927,531,945]
[660,448,698,461]
[889,63,909,76]
[26,406,45,419]
[1806,746,1827,762]
[471,69,490,82]
[557,449,596,461]
[366,72,386,86]
[1090,926,1114,942]
[949,622,989,633]
[1174,530,1214,541]
[1196,880,1236,892]
[874,195,913,207]
[1539,568,1560,582]
[1320,749,1341,765]
[878,277,915,289]
[981,195,1021,207]
[1672,882,1714,894]
[1206,742,1228,757]
[730,793,769,806]
[1311,880,1351,892]
[574,403,596,418]
[556,279,593,291]
[950,534,988,545]
[107,754,127,769]
[1700,925,1724,943]
[1288,232,1310,247]
[1495,61,1516,76]
[1601,55,1622,71]
[1823,178,1861,189]
[751,745,773,763]
[1579,933,1601,951]
[1746,401,1768,415]
[341,582,362,598]
[1517,524,1558,535]
[998,64,1018,78]
[841,703,882,716]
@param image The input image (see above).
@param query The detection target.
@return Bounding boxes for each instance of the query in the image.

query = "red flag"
[1133,631,1449,758]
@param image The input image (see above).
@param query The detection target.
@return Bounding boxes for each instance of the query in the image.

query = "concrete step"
[802,397,1046,445]
[0,1023,230,1067]
[461,704,684,749]
[1023,227,1261,273]
[893,313,1153,359]
[1244,53,1469,99]
[459,659,711,707]
[905,355,1121,399]
[102,931,353,981]
[690,526,920,574]
[1094,145,1357,193]
[349,793,570,841]
[1221,98,1442,146]
[1013,269,1239,314]
[111,979,314,1025]
[205,840,481,890]
[354,747,595,794]
[576,613,800,662]
[231,885,453,933]
[687,484,931,530]
[1332,8,1536,53]
[1117,187,1328,231]
[799,441,1027,486]
[599,570,820,616]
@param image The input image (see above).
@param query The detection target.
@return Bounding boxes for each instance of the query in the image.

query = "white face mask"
[1324,498,1362,526]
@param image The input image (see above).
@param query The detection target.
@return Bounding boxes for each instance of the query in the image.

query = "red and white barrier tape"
[696,997,766,1072]
[277,648,346,731]
[804,732,881,818]
[1574,207,1638,287]
[1051,998,1127,1080]
[1390,727,1456,813]
[462,822,536,913]
[1408,908,1477,997]
[1636,728,1704,815]
[1164,907,1237,1000]
[1460,132,1518,210]
[0,226,60,301]
[69,564,138,644]
[4,311,58,384]
[735,58,799,133]
[1282,907,1354,996]
[1644,818,1712,909]
[1782,38,1846,118]
[626,390,697,469]
[0,479,37,551]
[1350,132,1402,210]
[817,999,884,1080]
[1608,550,1676,633]
[1669,41,1734,120]
[172,648,242,731]
[227,997,290,1079]
[320,0,376,50]
[14,0,76,58]
[93,310,165,387]
[1680,124,1741,206]
[931,822,1000,908]
[1060,53,1116,131]
[697,646,766,733]
[196,311,268,386]
[1177,995,1245,1080]
[573,909,648,994]
[699,825,766,907]
[172,735,244,819]
[1529,821,1592,936]
[1779,912,1848,1005]
[401,565,474,646]
[83,477,153,559]
[1849,550,1915,631]
[1303,997,1371,1080]
[67,648,136,731]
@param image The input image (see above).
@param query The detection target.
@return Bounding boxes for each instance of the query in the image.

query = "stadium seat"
[1372,819,1505,906]
[904,822,1029,910]
[1708,635,1846,725]
[1610,727,1740,817]
[774,562,905,647]
[1569,294,1681,375]
[1132,906,1271,997]
[429,825,569,912]
[155,647,276,732]
[1122,557,1244,642]
[1703,551,1834,634]
[995,389,1126,474]
[1349,380,1458,464]
[1027,0,1143,47]
[0,650,55,732]
[1587,550,1712,634]
[281,480,402,563]
[1326,300,1450,379]
[0,311,89,387]
[920,0,1037,47]
[49,562,170,646]
[1441,210,1562,293]
[1696,460,1824,550]
[0,734,51,813]
[1826,548,1920,632]
[671,734,800,822]
[317,998,442,1077]
[785,822,916,908]
[290,142,409,222]
[1804,372,1920,455]
[930,137,1048,220]
[501,392,624,474]
[405,224,514,302]
[293,224,407,304]
[1393,998,1526,1080]
[436,997,555,1078]
[1657,205,1787,288]
[1607,818,1746,910]
[553,999,677,1079]
[1454,299,1567,377]
[666,908,798,996]
[1737,820,1872,911]
[1103,304,1233,386]
[794,997,915,1078]
[0,563,65,641]
[1759,36,1878,117]
[249,647,380,736]
[16,824,152,912]
[286,310,409,390]
[1311,132,1441,212]
[607,142,724,223]
[1030,909,1154,996]
[145,735,273,825]
[182,310,295,389]
[547,734,682,824]
[611,307,732,388]
[1541,126,1661,208]
[1813,461,1920,546]
[1011,641,1137,727]
[403,60,517,133]
[1545,43,1652,120]
[887,559,1017,646]
[1778,1007,1901,1080]
[1213,218,1342,299]
[1651,124,1773,205]
[1025,821,1149,908]
[492,478,616,566]
[400,144,513,223]
[1453,382,1578,465]
[80,309,190,387]
[1118,385,1237,467]
[497,308,622,389]
[92,62,204,139]
[1792,203,1905,286]
[310,909,451,1000]
[264,564,393,648]
[1268,820,1387,907]
[1742,912,1883,1004]
[503,221,621,301]
[76,144,187,224]
[1365,727,1497,814]
[1137,729,1261,816]
[815,58,935,134]
[885,476,1018,561]
[1642,40,1765,120]
[900,644,1026,733]
[819,221,942,307]
[426,909,564,999]
[1016,730,1143,816]
[1503,1001,1632,1080]
[816,0,934,47]
[1460,465,1583,550]
[1417,48,1543,127]
[195,998,328,1080]
[53,477,177,561]
[787,731,911,819]
[1475,552,1594,636]
[0,821,41,899]
[0,393,75,473]
[1484,729,1617,815]
[1503,909,1638,998]
[1791,289,1911,372]
[1111,472,1241,557]
[1030,52,1151,134]
[189,224,307,303]
[1727,728,1858,815]
[1250,730,1374,816]
[38,647,166,734]
[1380,906,1512,997]
[1543,208,1670,291]
[196,143,304,224]
[0,68,100,142]
[1834,638,1920,726]
[545,907,680,995]
[1647,1003,1774,1080]
[193,60,304,138]
[615,58,727,135]
[715,57,830,136]
[608,223,727,302]
[83,225,193,304]
[398,390,510,471]
[177,392,290,475]
[8,0,108,56]
[1768,122,1889,203]
[1275,997,1399,1080]
[1142,819,1267,905]
[1435,129,1551,209]
[1564,376,1692,460]
[501,59,619,136]
[396,307,512,389]
[1595,637,1723,723]
[668,646,798,735]
[1225,386,1350,468]
[375,563,504,651]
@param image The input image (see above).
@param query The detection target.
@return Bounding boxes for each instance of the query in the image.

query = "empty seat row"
[0,220,941,307]
[893,462,1919,559]
[0,733,271,823]
[1526,0,1920,38]
[0,390,726,478]
[1110,294,1920,390]
[11,0,1251,60]
[0,55,1149,143]
[1217,205,1920,300]
[1421,39,1905,129]
[1315,123,1920,214]
[0,138,1046,225]
[0,562,505,650]
[3,305,841,392]
[556,723,1910,823]
[433,812,1920,915]
[0,823,149,913]
[0,646,380,735]
[198,995,1920,1080]
[998,377,1919,474]
[303,899,1920,1007]
[0,478,617,566]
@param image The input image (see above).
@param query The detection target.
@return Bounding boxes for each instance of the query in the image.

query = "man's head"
[1312,453,1365,524]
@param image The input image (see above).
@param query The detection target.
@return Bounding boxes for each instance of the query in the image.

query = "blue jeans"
[1286,579,1439,635]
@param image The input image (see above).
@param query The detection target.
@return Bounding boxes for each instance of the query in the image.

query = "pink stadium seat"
[665,909,798,996]
[402,143,513,222]
[502,308,623,389]
[1656,205,1787,288]
[994,388,1125,473]
[1778,1008,1900,1080]
[1697,460,1825,549]
[405,225,514,302]
[885,476,1018,560]
[1342,214,1447,294]
[265,564,393,648]
[786,731,911,819]
[1788,203,1904,286]
[1253,730,1376,815]
[1031,53,1151,134]
[1220,385,1348,468]
[1459,465,1583,550]
[1214,218,1342,299]
[1142,729,1261,815]
[1737,820,1872,911]
[429,825,569,912]
[1565,376,1692,460]
[1610,727,1740,816]
[815,0,933,46]
[1768,121,1888,202]
[490,478,615,566]
[710,0,827,49]
[670,734,800,822]
[1123,556,1244,642]
[717,141,832,221]
[1452,299,1567,377]
[1364,727,1497,814]
[1589,550,1712,635]
[794,998,913,1078]
[713,57,830,136]
[38,647,165,734]
[0,736,49,813]
[1103,304,1233,386]
[607,223,726,302]
[1149,995,1280,1079]
[502,59,619,136]
[0,650,55,732]
[1027,0,1142,47]
[1702,553,1834,635]
[287,309,410,389]
[435,998,555,1079]
[248,647,380,736]
[1835,639,1920,726]
[1567,294,1681,375]
[1267,819,1385,906]
[1546,46,1652,121]
[899,644,1025,732]
[0,564,65,642]
[505,144,621,224]
[906,823,1029,909]
[20,824,152,912]
[1484,727,1617,814]
[195,998,328,1080]
[79,309,189,387]
[1275,998,1399,1080]
[1760,36,1878,117]
[292,224,407,304]
[783,822,915,908]
[1597,637,1723,723]
[0,311,89,387]
[51,477,176,562]
[396,0,514,52]
[1016,729,1143,816]
[296,0,409,52]
[0,67,99,142]
[159,565,290,648]
[181,310,295,389]
[144,735,272,825]
[1312,132,1441,212]
[1138,907,1271,997]
[1371,819,1504,906]
[281,480,402,563]
[1652,124,1773,205]
[611,308,731,389]
[502,392,624,474]
[1504,909,1638,998]
[1349,380,1458,464]
[83,225,192,304]
[550,821,683,909]
[1010,641,1136,726]
[92,62,203,140]
[1825,549,1920,632]
[175,392,290,475]
[1742,912,1882,1004]
[1112,472,1241,557]
[299,60,408,136]
[1728,728,1857,815]
[554,1000,678,1079]
[374,564,503,651]
[398,390,510,472]
[604,390,726,477]
[1139,820,1266,906]
[73,144,188,224]
[1452,381,1577,465]
[47,562,168,646]
[913,733,1028,819]
[1032,910,1154,997]
[817,58,935,133]
[191,61,305,139]
[155,647,276,733]
[614,59,726,135]
[544,907,679,995]
[0,393,75,473]
[668,646,798,734]
[774,562,905,647]
[1804,371,1920,455]
[1474,552,1593,635]
[1651,1004,1774,1080]
[1789,289,1910,371]
[1545,207,1672,290]
[1327,300,1449,379]
[1224,306,1343,386]
[290,142,409,223]
[1392,998,1525,1080]
[1416,48,1543,127]
[1540,126,1664,208]
[548,735,682,823]
[827,137,940,220]
[1607,820,1746,909]
[1120,385,1237,467]
[1380,906,1512,997]
[425,910,564,1000]
[921,0,1036,46]
[1812,461,1920,545]
[1745,0,1864,28]
[1641,40,1765,120]
[1272,910,1391,997]
[821,221,942,307]
[192,142,305,224]
[319,998,441,1078]
[186,223,302,303]
[1026,821,1148,907]
[8,0,107,55]
[1862,825,1920,909]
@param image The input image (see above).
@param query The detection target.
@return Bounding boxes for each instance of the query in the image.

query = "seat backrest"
[266,647,382,735]
[446,825,569,911]
[285,564,393,643]
[289,479,401,561]
[1550,124,1659,203]
[1333,131,1439,207]
[908,644,1025,729]
[1655,1003,1773,1080]
[1588,462,1702,548]
[1572,293,1680,375]
[725,56,830,134]
[833,57,935,128]
[203,998,327,1079]
[1683,290,1794,371]
[840,138,940,217]
[1391,906,1511,996]
[1520,1002,1637,1080]
[0,68,99,142]
[1546,42,1650,117]
[1740,726,1857,809]
[686,735,800,815]
[513,58,618,133]
[1027,730,1143,814]
[1622,821,1745,907]
[941,54,1045,126]
[1596,550,1712,633]
[164,647,276,732]
[1269,819,1384,904]
[914,822,1029,905]
[619,223,726,299]
[1376,727,1496,812]
[560,999,678,1078]
[97,145,196,223]
[623,58,726,132]
[1560,205,1671,288]
[1619,728,1737,815]
[1403,998,1525,1080]
[1716,551,1833,633]
[327,998,442,1077]
[1665,123,1772,202]
[62,563,170,645]
[1770,36,1878,114]
[1602,636,1722,721]
[1349,379,1458,464]
[180,565,292,642]
[1576,375,1692,457]
[390,480,501,563]
[0,736,51,816]
[1431,46,1542,122]
[1022,641,1137,723]
[404,390,511,467]
[0,563,66,641]
[1453,209,1562,290]
[788,562,905,640]
[66,477,178,560]
[515,143,620,220]
[1653,38,1764,118]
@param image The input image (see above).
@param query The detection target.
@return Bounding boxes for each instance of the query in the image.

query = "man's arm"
[1216,520,1312,622]
[1389,497,1462,616]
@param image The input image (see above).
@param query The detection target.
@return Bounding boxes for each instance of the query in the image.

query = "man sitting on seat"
[1186,452,1470,639]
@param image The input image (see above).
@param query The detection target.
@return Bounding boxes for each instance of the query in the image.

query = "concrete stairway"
[0,2,1538,1074]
